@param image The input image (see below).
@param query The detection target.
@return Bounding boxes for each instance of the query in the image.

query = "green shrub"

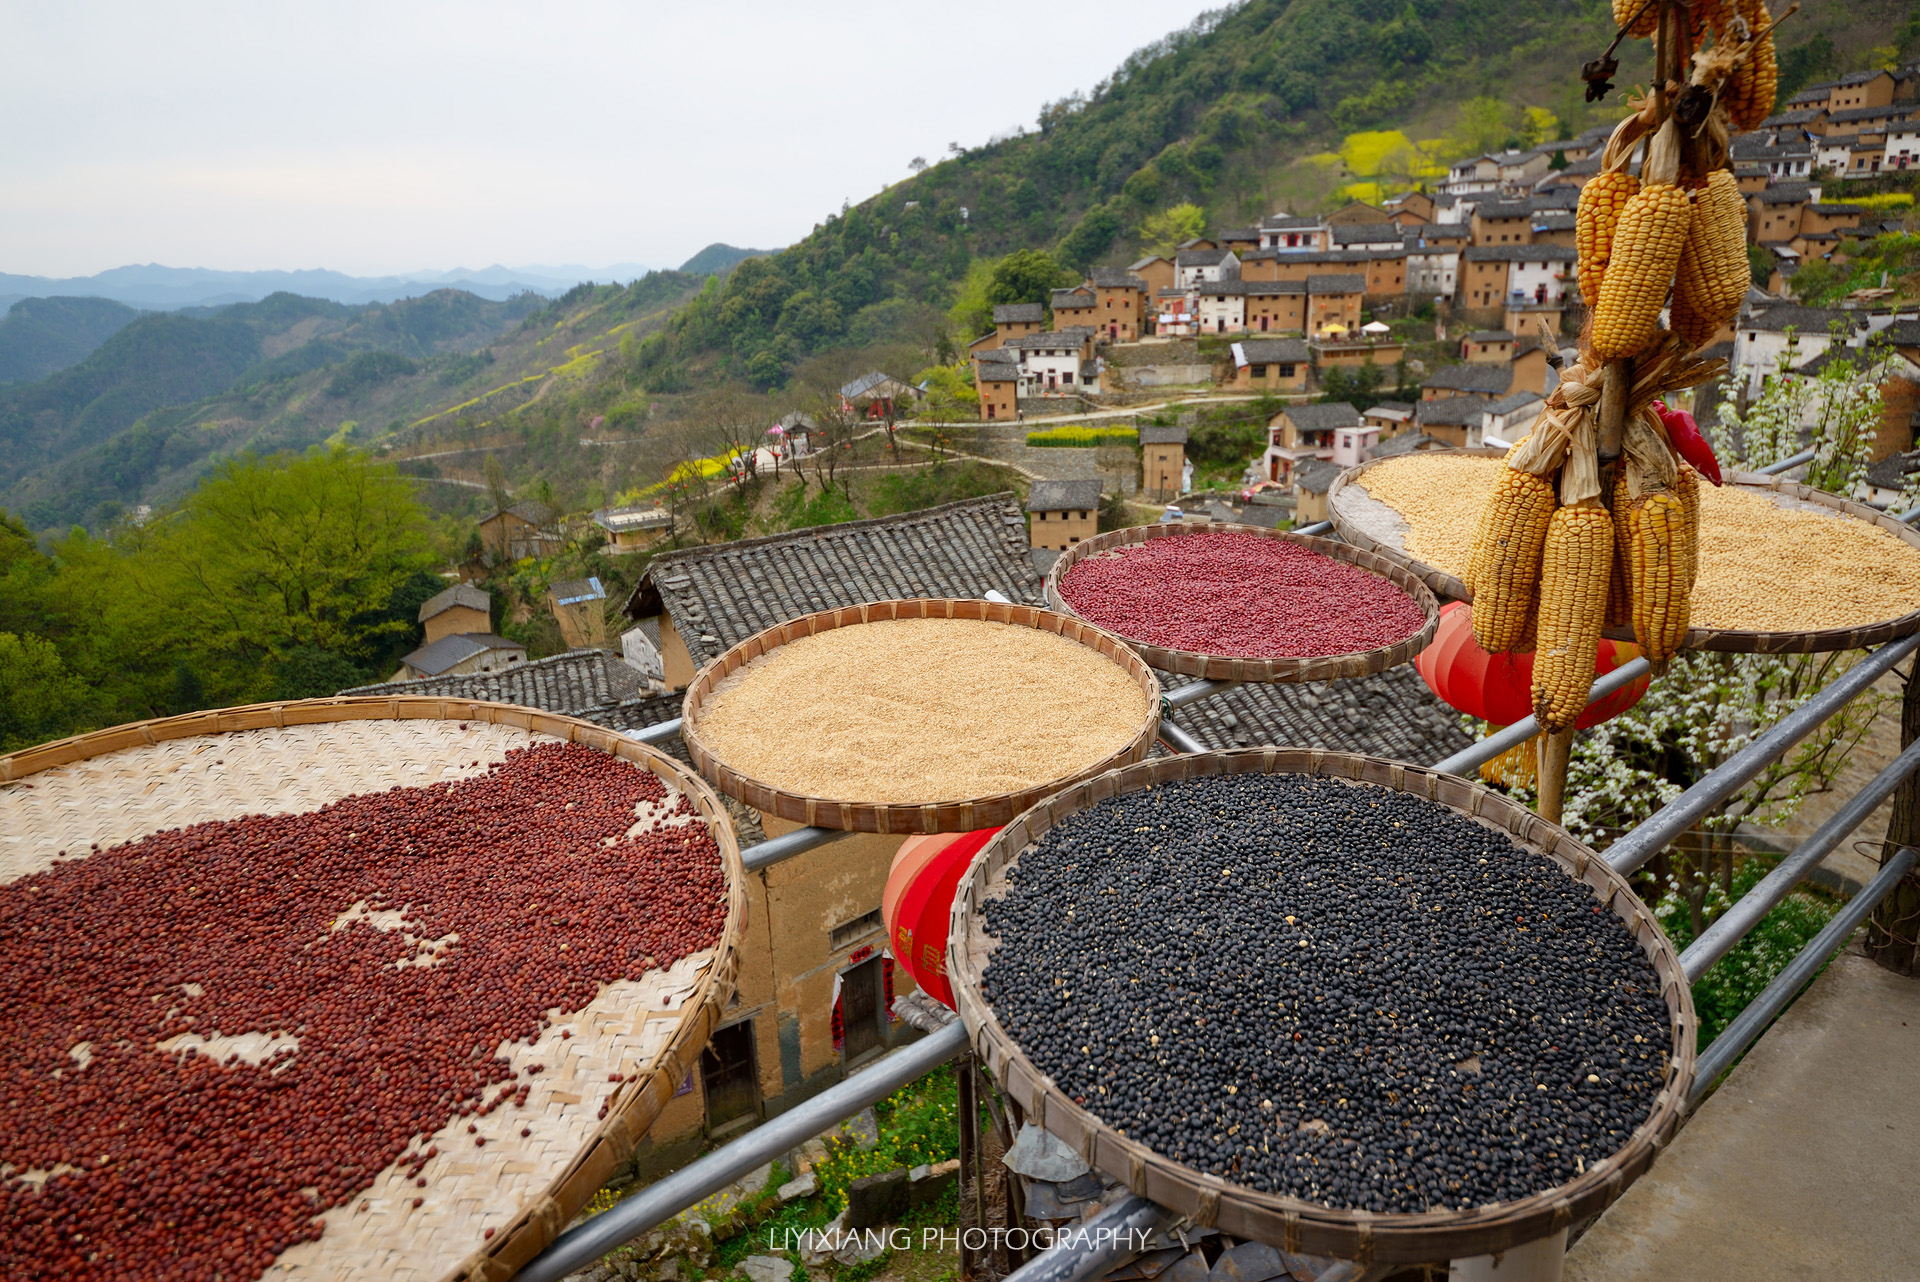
[813,1066,959,1215]
[1024,426,1138,448]
[1652,858,1839,1048]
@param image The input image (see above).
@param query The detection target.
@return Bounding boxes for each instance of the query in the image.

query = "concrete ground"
[1563,946,1920,1282]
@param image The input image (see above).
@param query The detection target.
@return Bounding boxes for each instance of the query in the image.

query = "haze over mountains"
[0,244,770,314]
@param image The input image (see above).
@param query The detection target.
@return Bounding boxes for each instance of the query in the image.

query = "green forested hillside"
[624,0,1909,390]
[0,296,142,385]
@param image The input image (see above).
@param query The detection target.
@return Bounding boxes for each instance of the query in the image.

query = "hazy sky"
[2,1,1215,279]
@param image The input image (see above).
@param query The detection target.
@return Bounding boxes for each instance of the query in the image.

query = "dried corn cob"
[1470,468,1557,653]
[1675,463,1701,587]
[1593,182,1692,360]
[1613,0,1659,38]
[1672,170,1750,349]
[1608,469,1634,628]
[1577,171,1640,305]
[1725,0,1778,131]
[1690,0,1730,39]
[1627,491,1692,672]
[1533,501,1615,732]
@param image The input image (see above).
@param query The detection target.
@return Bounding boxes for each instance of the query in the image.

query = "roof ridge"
[643,492,1022,571]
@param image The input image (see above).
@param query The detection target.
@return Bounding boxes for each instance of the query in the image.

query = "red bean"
[1061,530,1425,658]
[0,743,724,1278]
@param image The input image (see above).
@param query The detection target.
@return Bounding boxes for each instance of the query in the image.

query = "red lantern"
[1416,603,1649,729]
[884,826,1000,1008]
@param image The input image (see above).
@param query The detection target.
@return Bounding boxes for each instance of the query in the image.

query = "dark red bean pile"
[982,774,1671,1213]
[1060,530,1424,658]
[0,742,725,1281]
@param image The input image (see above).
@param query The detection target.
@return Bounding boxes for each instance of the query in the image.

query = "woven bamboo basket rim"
[1041,520,1440,682]
[1330,453,1920,655]
[946,749,1695,1265]
[678,598,1161,835]
[0,696,748,1282]
[1326,447,1505,603]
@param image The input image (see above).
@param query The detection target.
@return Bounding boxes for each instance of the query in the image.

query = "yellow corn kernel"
[1672,171,1751,349]
[1532,502,1614,732]
[1607,469,1634,628]
[1613,0,1659,38]
[1578,171,1640,306]
[1675,463,1701,588]
[1470,468,1557,653]
[1628,492,1692,672]
[1592,183,1692,361]
[1726,0,1778,132]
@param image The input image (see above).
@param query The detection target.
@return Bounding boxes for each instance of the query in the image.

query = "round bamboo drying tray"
[947,749,1694,1266]
[679,597,1160,834]
[1330,451,1920,654]
[1042,520,1440,682]
[1326,447,1506,603]
[0,696,748,1282]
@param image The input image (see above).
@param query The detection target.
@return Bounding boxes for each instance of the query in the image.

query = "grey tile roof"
[1236,338,1311,364]
[1261,214,1323,230]
[1532,212,1576,231]
[1089,267,1149,289]
[1176,248,1232,267]
[1307,273,1366,294]
[1242,279,1307,295]
[1467,330,1515,343]
[1127,256,1168,271]
[841,370,907,400]
[1753,182,1818,205]
[344,647,645,709]
[1027,479,1103,511]
[1008,330,1090,351]
[1418,397,1489,426]
[1762,109,1828,126]
[1829,102,1917,123]
[976,362,1020,382]
[1281,402,1363,430]
[994,303,1045,324]
[1423,363,1514,393]
[1807,203,1866,214]
[1291,458,1345,495]
[1331,223,1406,245]
[1214,227,1261,242]
[1051,288,1095,309]
[1475,200,1532,220]
[1484,390,1545,415]
[492,500,554,527]
[1160,666,1474,760]
[1866,450,1920,489]
[1462,245,1576,262]
[419,582,490,622]
[1366,400,1415,416]
[397,633,526,677]
[1137,424,1189,445]
[622,494,1045,668]
[1742,304,1852,334]
[593,505,673,533]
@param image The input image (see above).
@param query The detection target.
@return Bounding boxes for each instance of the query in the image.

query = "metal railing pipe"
[628,717,684,746]
[517,1021,971,1282]
[1688,846,1918,1104]
[1604,635,1920,876]
[1158,722,1208,755]
[1295,520,1334,536]
[1681,737,1920,980]
[742,825,845,873]
[998,1195,1170,1282]
[1164,679,1240,710]
[1428,658,1653,778]
[1898,503,1920,524]
[1753,448,1817,476]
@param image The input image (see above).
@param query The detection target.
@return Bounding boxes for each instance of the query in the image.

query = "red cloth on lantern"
[884,826,999,1008]
[1415,602,1649,731]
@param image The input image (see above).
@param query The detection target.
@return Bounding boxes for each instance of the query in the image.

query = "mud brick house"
[1051,287,1097,330]
[1026,478,1104,548]
[592,504,673,553]
[975,355,1019,421]
[1138,424,1188,500]
[417,583,492,646]
[1088,267,1150,341]
[1229,337,1311,391]
[478,500,560,561]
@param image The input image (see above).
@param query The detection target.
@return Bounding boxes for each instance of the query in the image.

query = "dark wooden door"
[841,958,884,1065]
[700,1019,759,1130]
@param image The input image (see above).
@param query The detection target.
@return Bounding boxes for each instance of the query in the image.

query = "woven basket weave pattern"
[0,697,747,1282]
[946,748,1695,1265]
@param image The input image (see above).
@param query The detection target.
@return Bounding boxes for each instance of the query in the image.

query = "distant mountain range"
[0,245,773,315]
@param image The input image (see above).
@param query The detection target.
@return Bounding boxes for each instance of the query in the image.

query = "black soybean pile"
[980,774,1672,1213]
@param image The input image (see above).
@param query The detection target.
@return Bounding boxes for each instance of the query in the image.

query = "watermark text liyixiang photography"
[768,1225,1153,1255]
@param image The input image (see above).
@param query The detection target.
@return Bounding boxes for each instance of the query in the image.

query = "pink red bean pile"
[0,742,725,1281]
[1061,530,1425,658]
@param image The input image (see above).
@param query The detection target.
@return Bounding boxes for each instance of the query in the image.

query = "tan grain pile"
[691,618,1150,803]
[1354,457,1920,632]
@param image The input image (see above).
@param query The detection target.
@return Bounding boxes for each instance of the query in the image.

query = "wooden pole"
[1868,660,1920,975]
[1538,726,1577,825]
[957,1055,982,1281]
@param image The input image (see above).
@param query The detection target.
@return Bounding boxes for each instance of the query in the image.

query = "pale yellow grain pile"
[691,618,1150,803]
[1354,457,1920,633]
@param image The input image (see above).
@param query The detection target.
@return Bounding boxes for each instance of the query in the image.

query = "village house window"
[830,907,885,951]
[1279,363,1297,377]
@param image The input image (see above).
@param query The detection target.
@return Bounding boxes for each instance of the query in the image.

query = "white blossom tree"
[1714,328,1893,499]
